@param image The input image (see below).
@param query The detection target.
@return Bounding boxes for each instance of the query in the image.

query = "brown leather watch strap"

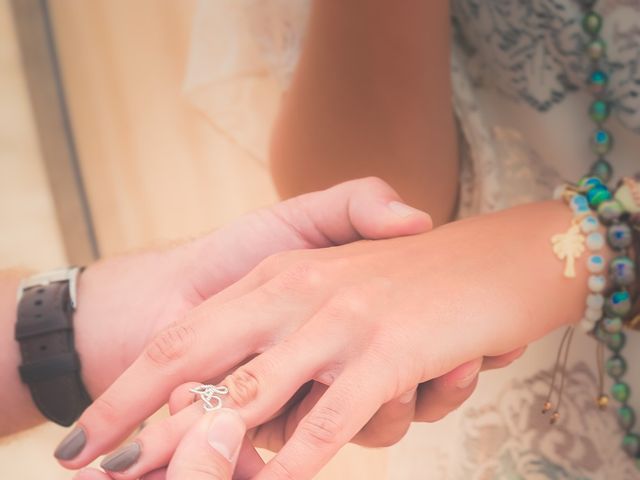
[15,281,91,426]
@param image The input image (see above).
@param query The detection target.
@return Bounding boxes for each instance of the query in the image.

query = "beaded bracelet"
[549,177,640,462]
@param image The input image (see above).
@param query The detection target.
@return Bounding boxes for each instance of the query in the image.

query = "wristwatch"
[15,267,92,426]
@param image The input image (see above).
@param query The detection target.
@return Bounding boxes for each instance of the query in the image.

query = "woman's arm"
[64,200,602,479]
[270,0,458,225]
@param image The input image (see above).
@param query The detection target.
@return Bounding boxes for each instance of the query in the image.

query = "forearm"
[0,269,45,435]
[270,0,458,225]
[433,199,611,355]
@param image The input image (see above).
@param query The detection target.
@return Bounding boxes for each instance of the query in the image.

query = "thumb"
[167,408,247,480]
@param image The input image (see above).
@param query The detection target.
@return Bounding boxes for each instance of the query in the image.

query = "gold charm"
[615,177,640,214]
[551,224,586,278]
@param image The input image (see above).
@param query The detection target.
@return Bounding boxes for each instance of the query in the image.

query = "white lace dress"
[184,1,640,478]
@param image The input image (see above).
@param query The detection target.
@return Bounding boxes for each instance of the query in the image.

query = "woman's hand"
[71,177,433,397]
[58,200,583,479]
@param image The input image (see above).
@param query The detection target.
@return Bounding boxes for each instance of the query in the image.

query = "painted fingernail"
[54,426,86,460]
[387,201,424,218]
[456,368,481,389]
[207,408,245,462]
[398,387,417,404]
[100,442,141,472]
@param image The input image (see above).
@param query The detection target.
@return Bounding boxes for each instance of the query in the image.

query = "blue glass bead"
[607,355,627,378]
[606,291,632,317]
[581,215,600,233]
[612,382,631,403]
[610,256,637,287]
[597,199,624,224]
[607,223,633,250]
[607,331,627,352]
[589,70,609,94]
[623,434,640,457]
[583,12,603,35]
[587,255,605,274]
[570,194,589,209]
[618,406,636,430]
[587,185,612,207]
[591,129,613,156]
[590,100,610,122]
[579,176,604,190]
[590,159,613,183]
[587,38,607,60]
[586,232,605,250]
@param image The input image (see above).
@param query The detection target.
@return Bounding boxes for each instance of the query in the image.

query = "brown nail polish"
[100,442,141,472]
[54,427,86,460]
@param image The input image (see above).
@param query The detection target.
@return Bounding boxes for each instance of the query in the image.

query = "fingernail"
[456,367,481,389]
[398,387,417,404]
[54,426,86,460]
[387,201,424,218]
[207,408,245,462]
[100,442,141,472]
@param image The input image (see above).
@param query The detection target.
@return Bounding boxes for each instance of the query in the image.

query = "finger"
[414,358,482,423]
[190,177,432,299]
[255,356,394,480]
[57,272,326,470]
[351,387,416,448]
[273,177,433,246]
[167,408,253,480]
[481,346,527,371]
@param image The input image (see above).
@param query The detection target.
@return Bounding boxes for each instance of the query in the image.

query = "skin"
[58,199,594,480]
[270,0,458,225]
[0,178,435,436]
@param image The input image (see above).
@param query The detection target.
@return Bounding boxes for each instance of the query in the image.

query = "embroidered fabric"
[184,1,640,478]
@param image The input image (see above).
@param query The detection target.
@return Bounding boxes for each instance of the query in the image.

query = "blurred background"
[0,0,394,477]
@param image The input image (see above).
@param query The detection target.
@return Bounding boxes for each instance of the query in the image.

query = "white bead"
[587,255,605,273]
[588,275,607,293]
[580,317,596,332]
[586,293,605,309]
[586,232,605,251]
[580,215,600,234]
[585,307,603,322]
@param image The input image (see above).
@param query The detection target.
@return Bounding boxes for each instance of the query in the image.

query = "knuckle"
[144,322,196,369]
[324,288,370,322]
[255,251,293,277]
[356,176,389,191]
[224,367,261,407]
[299,404,344,448]
[87,394,120,427]
[274,260,326,295]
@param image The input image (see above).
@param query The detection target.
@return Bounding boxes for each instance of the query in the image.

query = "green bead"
[589,159,613,183]
[623,434,640,457]
[610,256,637,287]
[607,355,627,378]
[583,12,603,35]
[587,38,607,60]
[591,129,613,155]
[607,331,627,352]
[612,382,631,403]
[618,406,636,430]
[589,100,610,123]
[589,70,609,94]
[606,291,632,317]
[603,316,624,334]
[587,185,612,207]
[597,199,624,224]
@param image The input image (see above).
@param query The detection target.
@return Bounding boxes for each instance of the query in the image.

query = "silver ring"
[189,384,229,412]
